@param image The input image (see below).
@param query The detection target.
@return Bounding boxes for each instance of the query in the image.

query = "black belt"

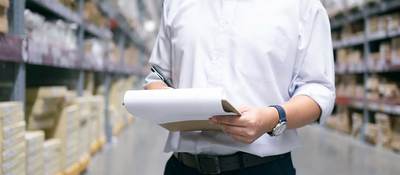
[174,152,290,174]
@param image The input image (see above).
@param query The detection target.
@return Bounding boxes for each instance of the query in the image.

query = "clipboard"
[123,88,240,131]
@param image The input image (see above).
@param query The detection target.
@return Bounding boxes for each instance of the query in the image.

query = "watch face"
[273,122,287,136]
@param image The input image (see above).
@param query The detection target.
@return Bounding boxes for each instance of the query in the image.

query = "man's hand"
[144,81,170,90]
[210,106,279,144]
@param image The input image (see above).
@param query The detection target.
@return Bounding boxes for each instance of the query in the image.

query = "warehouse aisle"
[87,124,400,175]
[86,118,170,175]
[293,126,400,175]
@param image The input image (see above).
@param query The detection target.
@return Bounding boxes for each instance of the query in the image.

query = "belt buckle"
[194,155,221,175]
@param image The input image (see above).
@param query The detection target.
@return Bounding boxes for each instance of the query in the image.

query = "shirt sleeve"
[289,2,336,124]
[144,0,172,87]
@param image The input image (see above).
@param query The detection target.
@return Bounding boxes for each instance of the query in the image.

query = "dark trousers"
[164,153,296,175]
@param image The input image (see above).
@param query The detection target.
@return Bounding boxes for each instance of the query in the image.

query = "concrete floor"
[86,119,400,175]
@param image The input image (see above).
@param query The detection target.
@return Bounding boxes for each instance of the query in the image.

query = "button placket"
[207,0,237,86]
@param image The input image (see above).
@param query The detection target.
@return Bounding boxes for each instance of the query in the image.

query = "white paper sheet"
[123,88,237,124]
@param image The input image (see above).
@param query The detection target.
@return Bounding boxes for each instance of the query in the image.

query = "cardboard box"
[391,132,400,152]
[351,113,363,137]
[0,0,9,8]
[2,152,25,173]
[1,122,26,140]
[26,87,67,103]
[365,124,378,145]
[43,139,62,175]
[51,105,80,169]
[0,102,23,117]
[25,131,45,153]
[376,113,392,148]
[28,117,57,130]
[2,133,25,151]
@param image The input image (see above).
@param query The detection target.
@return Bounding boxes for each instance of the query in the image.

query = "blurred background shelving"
[0,0,161,174]
[323,0,400,154]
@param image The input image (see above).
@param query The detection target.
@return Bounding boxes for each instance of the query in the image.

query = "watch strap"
[270,105,287,123]
[267,105,287,136]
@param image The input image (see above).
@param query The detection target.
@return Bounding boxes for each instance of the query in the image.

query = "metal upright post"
[77,0,85,96]
[9,0,26,104]
[360,6,371,142]
[104,74,112,143]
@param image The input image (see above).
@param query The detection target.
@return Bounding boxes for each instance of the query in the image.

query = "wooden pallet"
[99,136,106,146]
[127,116,135,125]
[63,162,81,175]
[112,122,125,136]
[78,153,91,173]
[90,139,102,156]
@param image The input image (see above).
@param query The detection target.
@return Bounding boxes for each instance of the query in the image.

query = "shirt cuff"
[292,83,336,124]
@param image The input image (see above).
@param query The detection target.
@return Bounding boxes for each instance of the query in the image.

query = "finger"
[230,134,253,144]
[212,116,247,127]
[238,105,250,113]
[221,125,247,137]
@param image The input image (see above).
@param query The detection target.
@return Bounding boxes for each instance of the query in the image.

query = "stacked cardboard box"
[25,131,44,175]
[88,96,105,151]
[375,113,392,148]
[84,1,107,27]
[365,76,400,102]
[0,102,26,175]
[341,23,364,42]
[326,107,352,134]
[351,112,363,138]
[109,77,137,135]
[336,76,365,98]
[52,105,80,170]
[84,39,108,71]
[75,98,91,158]
[391,118,400,152]
[26,86,68,134]
[25,10,78,67]
[365,123,379,145]
[336,48,363,72]
[0,0,9,33]
[368,42,391,71]
[58,0,77,11]
[392,37,400,65]
[124,47,140,67]
[43,139,61,175]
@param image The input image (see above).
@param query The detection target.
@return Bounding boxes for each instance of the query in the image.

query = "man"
[145,0,335,174]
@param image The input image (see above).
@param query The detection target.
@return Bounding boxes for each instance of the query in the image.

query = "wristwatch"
[267,105,287,137]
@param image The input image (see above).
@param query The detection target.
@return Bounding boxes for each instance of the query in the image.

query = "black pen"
[150,65,174,88]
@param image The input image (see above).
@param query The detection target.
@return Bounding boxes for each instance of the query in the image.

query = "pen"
[150,65,174,88]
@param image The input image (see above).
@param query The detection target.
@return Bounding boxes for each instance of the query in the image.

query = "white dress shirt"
[145,0,335,157]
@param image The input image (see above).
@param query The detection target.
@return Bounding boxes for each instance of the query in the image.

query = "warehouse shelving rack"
[330,1,400,144]
[0,0,152,143]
